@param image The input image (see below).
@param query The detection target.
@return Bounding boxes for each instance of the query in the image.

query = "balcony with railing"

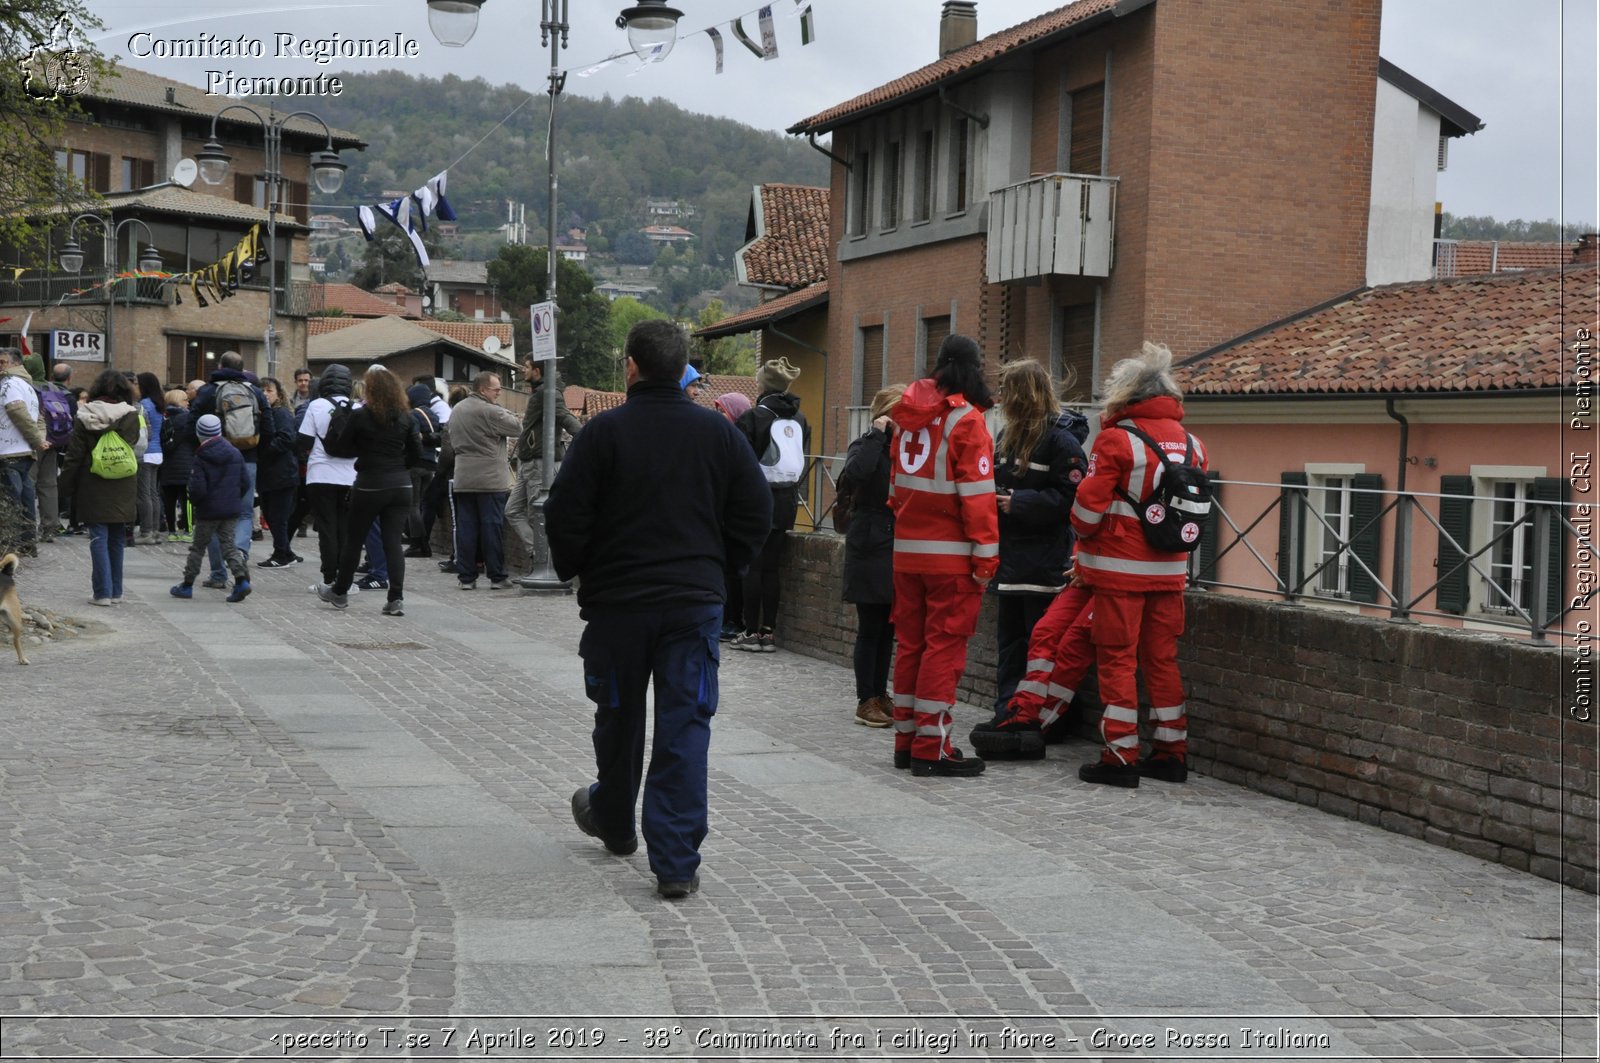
[0,274,173,308]
[986,172,1118,283]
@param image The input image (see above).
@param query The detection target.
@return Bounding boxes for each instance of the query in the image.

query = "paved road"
[1,536,1596,1061]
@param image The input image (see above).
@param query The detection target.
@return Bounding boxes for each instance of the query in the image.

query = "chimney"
[1575,233,1599,265]
[940,1,978,57]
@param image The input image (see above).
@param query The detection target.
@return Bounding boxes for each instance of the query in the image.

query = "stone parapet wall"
[778,531,1596,892]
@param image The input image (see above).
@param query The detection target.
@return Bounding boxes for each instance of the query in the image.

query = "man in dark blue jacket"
[547,320,771,900]
[188,351,275,584]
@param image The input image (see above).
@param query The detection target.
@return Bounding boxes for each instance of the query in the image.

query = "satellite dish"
[483,335,502,355]
[171,158,198,188]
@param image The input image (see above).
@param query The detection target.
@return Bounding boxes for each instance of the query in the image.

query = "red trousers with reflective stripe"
[1007,584,1095,727]
[891,572,984,760]
[1090,588,1187,765]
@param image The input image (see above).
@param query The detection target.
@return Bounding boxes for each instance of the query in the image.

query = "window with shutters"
[1440,469,1567,624]
[858,324,885,403]
[55,149,110,192]
[1278,467,1383,605]
[913,129,935,223]
[1069,83,1105,176]
[881,141,901,230]
[950,117,970,214]
[1058,303,1095,399]
[120,156,155,192]
[850,151,871,237]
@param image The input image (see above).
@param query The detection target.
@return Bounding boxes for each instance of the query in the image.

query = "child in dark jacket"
[171,415,252,603]
[159,390,196,541]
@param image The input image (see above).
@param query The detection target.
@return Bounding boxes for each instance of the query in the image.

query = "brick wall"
[780,531,1597,892]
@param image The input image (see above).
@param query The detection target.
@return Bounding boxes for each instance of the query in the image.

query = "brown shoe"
[854,698,892,728]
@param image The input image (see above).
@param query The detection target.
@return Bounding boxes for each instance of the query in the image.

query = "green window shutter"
[1278,472,1308,596]
[1435,475,1474,615]
[1349,473,1385,604]
[1196,470,1221,585]
[1532,477,1570,627]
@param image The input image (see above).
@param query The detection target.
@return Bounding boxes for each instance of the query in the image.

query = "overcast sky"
[79,0,1597,226]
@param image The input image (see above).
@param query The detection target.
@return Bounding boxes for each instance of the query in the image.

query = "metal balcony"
[986,172,1118,283]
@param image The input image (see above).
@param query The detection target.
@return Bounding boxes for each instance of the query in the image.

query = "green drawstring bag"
[89,429,137,480]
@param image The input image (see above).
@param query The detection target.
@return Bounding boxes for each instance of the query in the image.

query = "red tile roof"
[741,185,831,289]
[701,374,761,407]
[1178,266,1593,397]
[695,282,829,340]
[311,283,407,317]
[309,314,513,354]
[1435,240,1575,278]
[563,376,760,420]
[789,0,1119,133]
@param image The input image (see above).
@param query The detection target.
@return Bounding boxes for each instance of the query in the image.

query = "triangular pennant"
[794,0,815,45]
[707,27,725,74]
[730,16,765,58]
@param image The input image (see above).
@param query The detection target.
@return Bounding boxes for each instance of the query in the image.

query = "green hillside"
[312,70,828,285]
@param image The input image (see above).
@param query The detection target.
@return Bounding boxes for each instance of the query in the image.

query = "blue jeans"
[364,518,388,581]
[0,455,37,545]
[87,522,126,600]
[452,490,508,583]
[207,461,257,581]
[580,603,723,884]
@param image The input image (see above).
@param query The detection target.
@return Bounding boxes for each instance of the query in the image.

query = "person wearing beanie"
[732,357,810,653]
[1070,341,1209,789]
[187,350,277,579]
[886,333,998,778]
[679,363,703,400]
[297,363,358,589]
[170,414,252,602]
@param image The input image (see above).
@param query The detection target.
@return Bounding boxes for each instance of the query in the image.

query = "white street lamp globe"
[310,150,347,195]
[618,2,683,61]
[58,239,84,273]
[426,0,486,47]
[196,140,231,186]
[137,245,163,273]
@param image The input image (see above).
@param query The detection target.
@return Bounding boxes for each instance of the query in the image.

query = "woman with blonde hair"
[968,359,1088,755]
[836,383,905,727]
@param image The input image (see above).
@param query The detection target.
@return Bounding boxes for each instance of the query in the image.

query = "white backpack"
[757,408,805,485]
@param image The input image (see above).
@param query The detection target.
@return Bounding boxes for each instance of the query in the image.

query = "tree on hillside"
[0,2,111,257]
[351,229,437,292]
[607,296,668,351]
[612,229,657,266]
[488,243,612,388]
[693,299,756,376]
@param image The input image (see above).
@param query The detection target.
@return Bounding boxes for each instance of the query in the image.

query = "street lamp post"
[193,107,348,381]
[425,0,682,591]
[58,213,164,371]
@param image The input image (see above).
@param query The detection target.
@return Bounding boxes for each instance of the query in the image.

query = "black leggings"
[261,486,295,559]
[161,484,188,532]
[852,601,894,702]
[741,527,787,633]
[334,485,409,601]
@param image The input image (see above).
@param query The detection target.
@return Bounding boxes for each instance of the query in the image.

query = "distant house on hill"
[425,260,501,320]
[641,225,694,244]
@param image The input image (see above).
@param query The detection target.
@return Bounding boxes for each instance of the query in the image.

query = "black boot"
[1138,756,1188,783]
[1078,759,1140,788]
[969,710,1045,760]
[911,748,986,777]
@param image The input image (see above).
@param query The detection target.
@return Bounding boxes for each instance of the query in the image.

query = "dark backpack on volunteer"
[214,378,260,450]
[34,385,74,448]
[754,403,805,486]
[321,398,358,458]
[1114,422,1211,554]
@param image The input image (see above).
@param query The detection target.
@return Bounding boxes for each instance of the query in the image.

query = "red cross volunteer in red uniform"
[888,334,999,778]
[1070,341,1208,788]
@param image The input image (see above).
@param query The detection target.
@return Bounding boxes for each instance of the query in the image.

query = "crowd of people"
[1,327,1207,898]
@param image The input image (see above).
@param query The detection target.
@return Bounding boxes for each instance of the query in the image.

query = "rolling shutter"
[1348,473,1385,604]
[1069,84,1105,176]
[1277,472,1308,596]
[1435,475,1473,615]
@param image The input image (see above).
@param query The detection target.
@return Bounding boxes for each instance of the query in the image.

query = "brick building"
[0,65,363,388]
[786,0,1480,456]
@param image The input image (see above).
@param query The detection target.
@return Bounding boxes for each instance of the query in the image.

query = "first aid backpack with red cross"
[1114,422,1211,553]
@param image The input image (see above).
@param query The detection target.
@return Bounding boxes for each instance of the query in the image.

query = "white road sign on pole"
[529,301,557,362]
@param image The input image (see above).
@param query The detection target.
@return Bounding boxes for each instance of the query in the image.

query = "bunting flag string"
[706,27,725,74]
[796,0,815,46]
[347,169,453,270]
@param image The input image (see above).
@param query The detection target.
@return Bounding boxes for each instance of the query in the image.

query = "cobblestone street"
[1,536,1596,1061]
